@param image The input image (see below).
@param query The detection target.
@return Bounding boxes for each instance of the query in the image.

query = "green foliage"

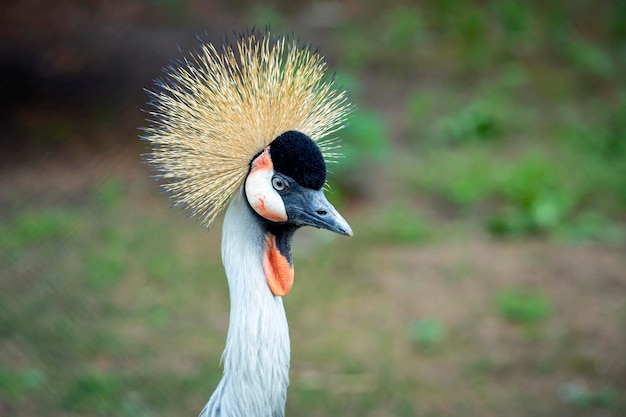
[496,62,529,90]
[407,91,435,122]
[84,251,126,290]
[395,399,418,417]
[291,385,338,412]
[342,110,390,165]
[147,253,180,282]
[500,155,558,207]
[249,4,288,31]
[336,5,425,71]
[409,146,497,207]
[458,10,486,51]
[412,136,624,239]
[336,26,372,71]
[564,38,614,77]
[329,108,389,198]
[364,204,430,244]
[494,0,531,38]
[1,209,77,250]
[492,0,535,54]
[488,154,576,236]
[0,367,47,400]
[610,1,626,39]
[382,6,424,60]
[559,98,626,216]
[437,99,501,143]
[487,202,563,238]
[447,162,499,207]
[408,318,446,351]
[146,306,172,329]
[95,178,125,209]
[496,289,552,326]
[331,71,361,98]
[62,372,122,413]
[565,93,626,164]
[559,382,618,409]
[558,212,626,244]
[84,227,131,291]
[412,115,626,238]
[62,372,152,416]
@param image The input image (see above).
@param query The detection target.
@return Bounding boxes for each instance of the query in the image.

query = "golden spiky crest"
[143,32,352,228]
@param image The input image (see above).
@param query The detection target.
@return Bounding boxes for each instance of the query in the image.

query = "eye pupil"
[272,176,286,191]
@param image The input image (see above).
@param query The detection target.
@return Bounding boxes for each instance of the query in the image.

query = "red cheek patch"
[250,148,272,174]
[246,147,288,222]
[263,233,294,296]
[256,196,286,222]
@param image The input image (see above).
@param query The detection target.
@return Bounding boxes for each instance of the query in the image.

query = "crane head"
[245,130,352,237]
[243,130,352,296]
[143,33,352,230]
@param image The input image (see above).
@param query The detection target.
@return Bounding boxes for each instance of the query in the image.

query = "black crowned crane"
[143,32,353,416]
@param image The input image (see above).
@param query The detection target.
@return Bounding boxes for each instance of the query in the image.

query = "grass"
[0,367,47,401]
[2,182,625,416]
[94,178,126,209]
[360,203,431,245]
[559,382,619,409]
[406,129,625,240]
[408,318,447,352]
[496,289,552,327]
[0,209,79,253]
[337,109,390,171]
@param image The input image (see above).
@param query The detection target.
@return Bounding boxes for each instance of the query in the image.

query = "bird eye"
[272,175,287,191]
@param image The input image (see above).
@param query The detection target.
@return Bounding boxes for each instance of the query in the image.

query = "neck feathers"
[200,191,290,417]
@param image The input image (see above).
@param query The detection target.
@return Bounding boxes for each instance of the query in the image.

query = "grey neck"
[200,191,290,417]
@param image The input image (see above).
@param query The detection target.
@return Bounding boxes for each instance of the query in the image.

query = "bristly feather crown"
[142,32,352,228]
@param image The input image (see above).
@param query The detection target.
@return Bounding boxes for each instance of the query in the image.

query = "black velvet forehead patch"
[269,131,326,190]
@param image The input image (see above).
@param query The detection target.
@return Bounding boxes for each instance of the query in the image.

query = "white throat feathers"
[200,191,290,417]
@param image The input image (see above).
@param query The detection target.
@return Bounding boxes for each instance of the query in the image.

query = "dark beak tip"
[341,225,354,237]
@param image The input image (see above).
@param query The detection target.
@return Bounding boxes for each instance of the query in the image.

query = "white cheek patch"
[245,153,288,223]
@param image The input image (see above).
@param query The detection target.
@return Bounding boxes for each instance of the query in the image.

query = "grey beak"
[284,188,353,236]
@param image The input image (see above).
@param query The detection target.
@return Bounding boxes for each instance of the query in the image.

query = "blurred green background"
[1,1,625,416]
